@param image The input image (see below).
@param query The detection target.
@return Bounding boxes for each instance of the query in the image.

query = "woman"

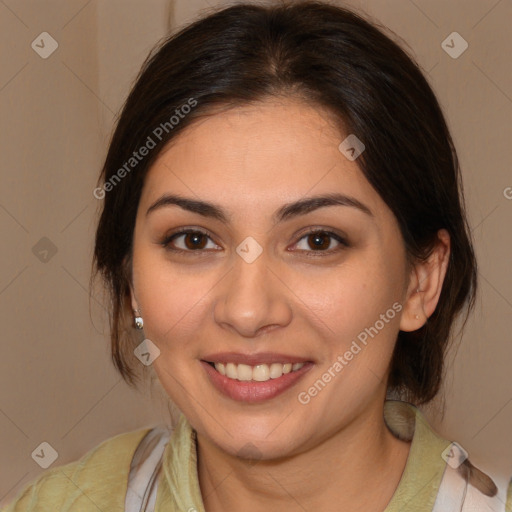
[3,1,510,511]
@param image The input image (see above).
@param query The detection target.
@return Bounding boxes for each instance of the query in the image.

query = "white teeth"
[213,361,305,381]
[253,364,270,381]
[269,363,284,379]
[237,364,253,381]
[226,363,237,379]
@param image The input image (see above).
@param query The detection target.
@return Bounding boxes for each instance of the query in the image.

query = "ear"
[400,229,451,332]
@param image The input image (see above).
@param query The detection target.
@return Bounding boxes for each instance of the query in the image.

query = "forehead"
[140,98,387,220]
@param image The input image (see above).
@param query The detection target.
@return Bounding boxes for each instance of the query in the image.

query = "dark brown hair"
[92,0,477,405]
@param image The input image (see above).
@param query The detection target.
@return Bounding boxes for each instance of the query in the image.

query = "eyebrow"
[145,192,374,224]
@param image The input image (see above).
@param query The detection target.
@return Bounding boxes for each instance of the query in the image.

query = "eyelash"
[160,227,349,256]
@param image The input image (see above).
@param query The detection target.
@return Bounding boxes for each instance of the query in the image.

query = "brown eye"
[307,232,331,250]
[182,232,208,250]
[293,230,347,253]
[161,229,219,252]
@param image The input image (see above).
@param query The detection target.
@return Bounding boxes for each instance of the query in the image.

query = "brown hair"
[92,1,477,405]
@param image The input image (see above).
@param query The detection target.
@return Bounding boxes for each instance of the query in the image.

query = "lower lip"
[201,361,313,403]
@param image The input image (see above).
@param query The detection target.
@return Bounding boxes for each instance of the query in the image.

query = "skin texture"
[129,97,450,511]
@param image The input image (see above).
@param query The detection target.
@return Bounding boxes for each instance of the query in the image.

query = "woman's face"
[130,98,417,459]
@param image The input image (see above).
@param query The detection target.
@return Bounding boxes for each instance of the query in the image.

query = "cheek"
[335,255,406,387]
[294,258,405,407]
[291,255,403,347]
[131,247,215,351]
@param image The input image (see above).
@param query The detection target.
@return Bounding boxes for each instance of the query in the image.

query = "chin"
[198,414,309,460]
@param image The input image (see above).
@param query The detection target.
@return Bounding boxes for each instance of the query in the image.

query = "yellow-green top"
[3,401,511,511]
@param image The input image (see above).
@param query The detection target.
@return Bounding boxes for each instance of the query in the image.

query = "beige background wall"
[1,0,511,505]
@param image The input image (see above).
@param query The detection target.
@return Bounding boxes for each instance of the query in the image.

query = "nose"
[213,251,293,338]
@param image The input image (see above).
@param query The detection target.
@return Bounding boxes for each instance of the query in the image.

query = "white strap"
[432,442,505,512]
[125,425,172,512]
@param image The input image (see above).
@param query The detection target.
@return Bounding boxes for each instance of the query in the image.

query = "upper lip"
[201,352,312,366]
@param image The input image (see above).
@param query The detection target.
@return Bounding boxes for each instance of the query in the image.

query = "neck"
[196,400,411,512]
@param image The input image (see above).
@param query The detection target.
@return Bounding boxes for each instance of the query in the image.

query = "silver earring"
[134,310,144,330]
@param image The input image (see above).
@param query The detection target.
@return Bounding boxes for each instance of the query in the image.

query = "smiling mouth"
[205,361,306,382]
